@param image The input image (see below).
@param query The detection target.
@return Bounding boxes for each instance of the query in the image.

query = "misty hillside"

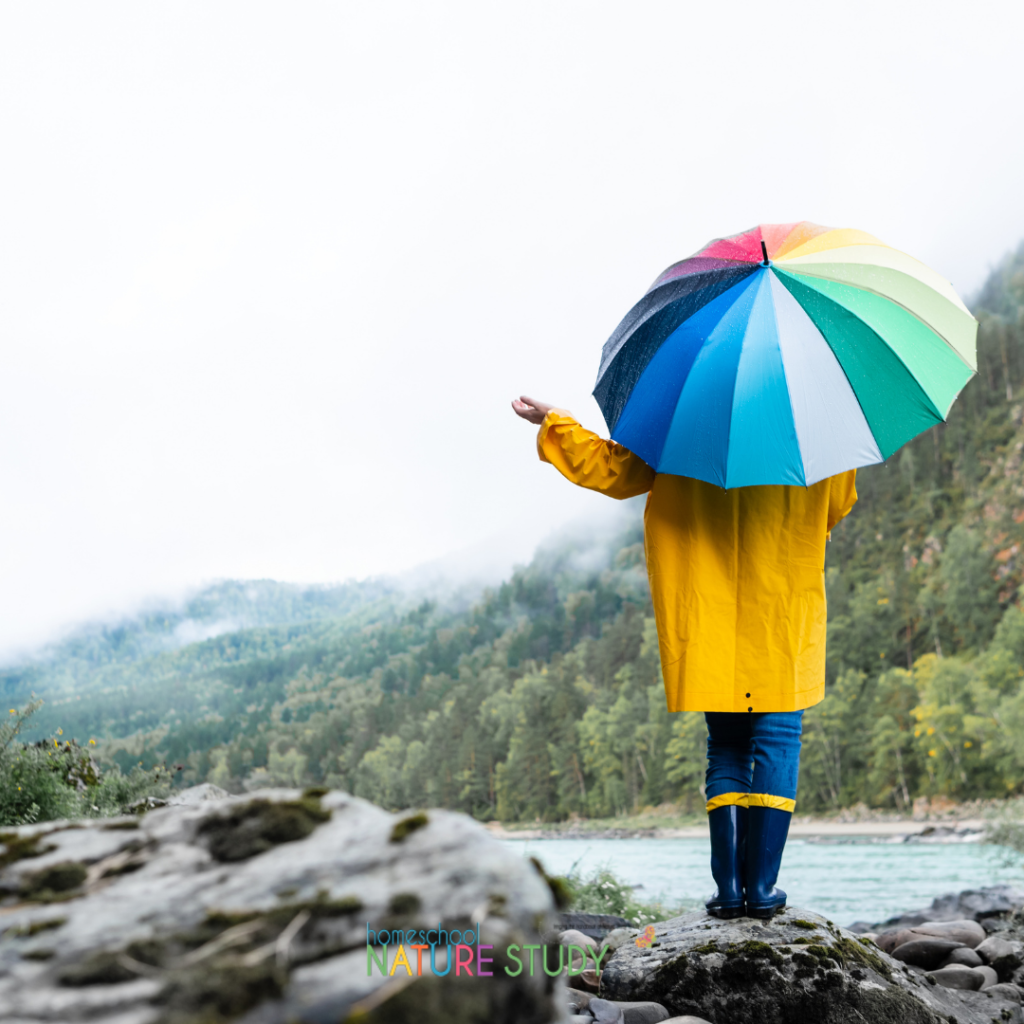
[6,240,1024,819]
[0,578,395,696]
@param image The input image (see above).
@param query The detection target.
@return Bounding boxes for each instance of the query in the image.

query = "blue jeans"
[704,711,803,812]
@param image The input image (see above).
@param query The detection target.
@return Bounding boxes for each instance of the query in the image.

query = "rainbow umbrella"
[594,222,977,488]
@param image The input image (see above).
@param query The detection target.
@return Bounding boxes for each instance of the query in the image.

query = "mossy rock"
[0,831,57,869]
[388,892,422,916]
[389,813,429,843]
[155,962,285,1019]
[690,941,720,955]
[725,940,786,967]
[59,950,139,986]
[198,797,330,862]
[5,916,66,938]
[19,861,88,901]
[346,970,555,1024]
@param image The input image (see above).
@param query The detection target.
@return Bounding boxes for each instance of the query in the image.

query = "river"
[505,836,1024,927]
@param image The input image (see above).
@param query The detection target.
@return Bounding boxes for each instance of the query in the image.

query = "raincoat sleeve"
[537,410,655,499]
[827,469,858,534]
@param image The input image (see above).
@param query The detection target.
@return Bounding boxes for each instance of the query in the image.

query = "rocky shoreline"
[1,787,1021,1023]
[488,819,987,842]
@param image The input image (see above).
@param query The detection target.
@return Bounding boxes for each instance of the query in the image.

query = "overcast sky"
[2,1,1023,657]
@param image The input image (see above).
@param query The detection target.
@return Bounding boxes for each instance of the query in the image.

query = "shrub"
[0,701,172,826]
[560,865,691,927]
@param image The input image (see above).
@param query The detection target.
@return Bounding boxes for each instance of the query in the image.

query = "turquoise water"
[506,837,1024,928]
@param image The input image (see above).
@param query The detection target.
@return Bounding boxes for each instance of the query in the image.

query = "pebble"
[891,938,966,970]
[974,965,999,989]
[987,983,1024,1003]
[589,998,626,1024]
[939,946,984,968]
[977,935,1018,964]
[906,920,986,948]
[568,989,594,1013]
[568,967,600,992]
[878,919,984,952]
[561,928,600,951]
[615,1002,671,1024]
[927,964,984,990]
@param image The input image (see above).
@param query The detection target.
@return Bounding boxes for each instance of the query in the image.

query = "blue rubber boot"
[745,806,791,919]
[705,805,747,919]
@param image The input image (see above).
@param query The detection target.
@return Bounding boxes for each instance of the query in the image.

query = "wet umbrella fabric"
[594,223,977,488]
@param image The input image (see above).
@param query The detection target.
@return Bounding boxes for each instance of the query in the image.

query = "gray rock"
[940,946,984,968]
[661,1019,714,1024]
[166,783,230,805]
[876,920,984,951]
[977,935,1024,982]
[570,1016,594,1024]
[600,906,1023,1024]
[984,916,1013,933]
[974,964,999,988]
[904,919,986,948]
[567,988,594,1012]
[873,885,1024,930]
[614,1001,669,1023]
[988,983,1024,1002]
[588,997,626,1024]
[927,964,983,990]
[603,927,639,953]
[891,937,965,969]
[977,935,1018,963]
[561,928,600,951]
[0,789,565,1023]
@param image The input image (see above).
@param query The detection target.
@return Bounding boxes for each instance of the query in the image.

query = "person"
[511,395,857,919]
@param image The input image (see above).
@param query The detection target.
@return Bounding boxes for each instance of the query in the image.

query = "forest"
[4,240,1024,823]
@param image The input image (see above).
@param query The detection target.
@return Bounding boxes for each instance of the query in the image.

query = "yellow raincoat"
[537,411,857,713]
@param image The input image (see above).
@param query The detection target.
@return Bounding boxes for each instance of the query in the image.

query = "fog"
[2,1,1023,657]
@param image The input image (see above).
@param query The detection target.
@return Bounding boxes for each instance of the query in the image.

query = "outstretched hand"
[511,395,558,425]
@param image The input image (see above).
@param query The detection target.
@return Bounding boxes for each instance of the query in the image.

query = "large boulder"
[600,907,1023,1024]
[0,789,566,1023]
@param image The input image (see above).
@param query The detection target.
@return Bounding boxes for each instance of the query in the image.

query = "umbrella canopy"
[594,222,977,488]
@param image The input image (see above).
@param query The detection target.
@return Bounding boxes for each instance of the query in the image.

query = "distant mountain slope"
[0,577,394,699]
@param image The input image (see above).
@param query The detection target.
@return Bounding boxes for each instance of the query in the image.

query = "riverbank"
[488,819,986,840]
[484,796,1013,841]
